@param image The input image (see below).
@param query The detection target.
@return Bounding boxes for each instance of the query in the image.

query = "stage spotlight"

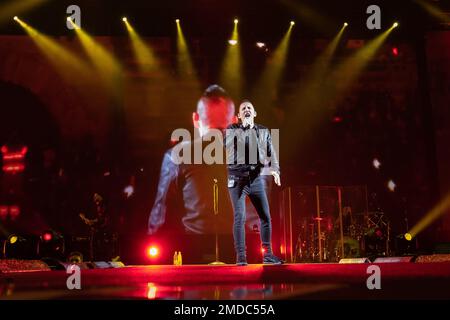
[69,18,122,92]
[261,248,266,255]
[288,19,347,120]
[38,230,64,259]
[220,16,243,98]
[147,246,159,258]
[281,0,334,34]
[40,230,63,243]
[176,18,200,92]
[393,22,399,28]
[372,158,381,169]
[392,47,399,56]
[5,234,34,259]
[175,19,180,23]
[407,192,450,241]
[0,205,8,220]
[234,18,238,24]
[332,116,343,123]
[66,16,71,22]
[344,22,348,27]
[13,16,18,21]
[123,185,134,198]
[250,19,294,107]
[415,0,450,23]
[283,20,400,149]
[387,180,396,192]
[16,17,91,86]
[256,42,266,48]
[42,231,53,242]
[9,234,18,244]
[405,233,413,241]
[123,18,161,73]
[1,0,49,24]
[122,17,127,22]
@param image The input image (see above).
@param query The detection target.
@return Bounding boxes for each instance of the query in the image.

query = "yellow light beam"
[123,18,159,74]
[325,23,398,106]
[320,23,348,68]
[408,193,450,239]
[414,0,450,23]
[284,23,394,151]
[287,23,347,110]
[14,17,91,84]
[0,0,48,24]
[68,19,122,91]
[280,0,336,35]
[176,19,200,91]
[293,22,348,104]
[219,19,243,100]
[251,22,294,106]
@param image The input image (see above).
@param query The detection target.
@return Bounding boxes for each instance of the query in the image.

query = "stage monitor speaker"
[0,259,51,273]
[109,261,125,268]
[93,261,111,269]
[415,254,450,263]
[95,261,125,268]
[373,256,415,263]
[59,261,125,270]
[60,262,89,270]
[339,258,370,264]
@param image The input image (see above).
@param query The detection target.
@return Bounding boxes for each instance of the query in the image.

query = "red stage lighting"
[0,206,8,220]
[1,145,27,174]
[332,116,343,123]
[9,206,20,220]
[147,246,159,258]
[3,164,25,173]
[392,47,399,56]
[42,232,53,242]
[261,247,266,255]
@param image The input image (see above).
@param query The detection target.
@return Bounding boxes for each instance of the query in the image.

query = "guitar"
[79,212,98,229]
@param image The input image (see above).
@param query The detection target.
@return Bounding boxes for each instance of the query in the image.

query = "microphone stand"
[209,178,225,265]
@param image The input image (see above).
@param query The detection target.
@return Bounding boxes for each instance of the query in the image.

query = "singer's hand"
[271,171,281,186]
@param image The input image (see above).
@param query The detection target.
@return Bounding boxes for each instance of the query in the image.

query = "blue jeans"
[228,174,272,258]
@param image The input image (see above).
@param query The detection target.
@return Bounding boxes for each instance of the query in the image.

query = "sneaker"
[263,253,284,265]
[236,256,248,266]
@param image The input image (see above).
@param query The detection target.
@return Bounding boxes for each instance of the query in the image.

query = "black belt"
[229,166,261,178]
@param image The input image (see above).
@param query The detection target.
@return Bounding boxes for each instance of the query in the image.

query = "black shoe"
[263,253,284,265]
[236,256,248,266]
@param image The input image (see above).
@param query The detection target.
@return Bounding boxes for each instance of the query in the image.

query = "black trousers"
[228,173,272,257]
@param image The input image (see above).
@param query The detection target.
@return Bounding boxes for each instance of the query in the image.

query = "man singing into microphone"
[225,100,283,265]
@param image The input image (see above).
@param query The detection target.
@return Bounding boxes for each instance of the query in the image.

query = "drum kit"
[294,209,391,262]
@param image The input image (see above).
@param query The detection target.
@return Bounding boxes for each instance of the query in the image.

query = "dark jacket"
[148,140,234,235]
[224,123,280,176]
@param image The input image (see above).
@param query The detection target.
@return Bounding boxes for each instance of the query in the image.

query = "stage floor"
[1,262,450,299]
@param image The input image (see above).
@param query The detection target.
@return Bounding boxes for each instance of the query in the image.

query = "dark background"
[0,0,450,263]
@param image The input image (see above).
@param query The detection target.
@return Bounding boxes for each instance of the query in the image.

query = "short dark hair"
[202,84,230,99]
[197,85,235,122]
